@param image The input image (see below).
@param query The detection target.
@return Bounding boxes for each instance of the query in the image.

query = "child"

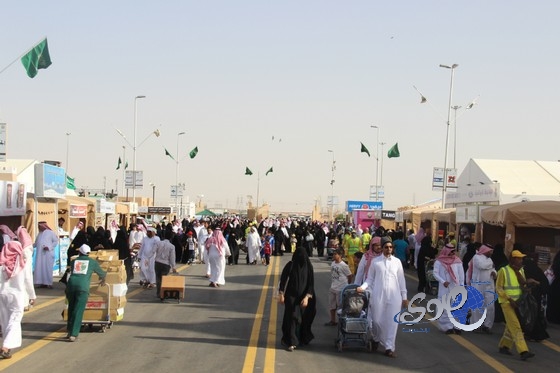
[325,248,353,326]
[262,235,272,266]
[186,231,198,264]
[290,233,297,253]
[353,251,364,278]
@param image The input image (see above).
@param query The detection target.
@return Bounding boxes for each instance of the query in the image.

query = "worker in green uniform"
[66,244,106,342]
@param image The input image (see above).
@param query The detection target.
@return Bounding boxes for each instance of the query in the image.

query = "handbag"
[515,290,538,333]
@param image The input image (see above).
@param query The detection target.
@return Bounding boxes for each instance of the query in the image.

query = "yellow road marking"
[0,327,68,371]
[264,257,281,372]
[5,264,191,370]
[542,339,560,353]
[404,271,513,373]
[242,260,274,373]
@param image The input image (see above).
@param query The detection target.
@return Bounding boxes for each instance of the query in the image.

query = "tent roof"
[459,159,560,203]
[197,209,216,216]
[481,200,560,229]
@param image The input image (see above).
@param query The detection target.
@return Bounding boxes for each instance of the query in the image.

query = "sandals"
[0,350,12,359]
[385,349,396,358]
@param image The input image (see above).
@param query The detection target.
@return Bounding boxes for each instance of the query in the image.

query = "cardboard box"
[160,275,185,299]
[91,270,126,284]
[86,296,127,309]
[93,250,120,261]
[62,308,124,322]
[89,283,128,298]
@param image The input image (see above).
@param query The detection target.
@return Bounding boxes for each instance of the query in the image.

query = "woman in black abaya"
[278,246,316,351]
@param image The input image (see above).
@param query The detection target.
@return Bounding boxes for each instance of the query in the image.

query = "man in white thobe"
[137,227,160,287]
[433,244,465,334]
[467,244,496,333]
[0,241,26,358]
[246,227,261,265]
[33,222,59,288]
[358,237,408,358]
[197,220,210,264]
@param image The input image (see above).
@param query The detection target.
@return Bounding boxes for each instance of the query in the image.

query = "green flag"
[360,142,370,157]
[66,175,76,190]
[245,167,253,175]
[21,38,52,78]
[189,146,199,159]
[388,143,400,158]
[125,161,129,169]
[116,157,122,170]
[266,167,273,176]
[165,148,175,160]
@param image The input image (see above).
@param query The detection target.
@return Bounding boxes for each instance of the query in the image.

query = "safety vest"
[499,265,524,303]
[346,237,361,255]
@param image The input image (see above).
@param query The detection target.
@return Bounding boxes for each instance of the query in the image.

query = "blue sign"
[346,200,383,212]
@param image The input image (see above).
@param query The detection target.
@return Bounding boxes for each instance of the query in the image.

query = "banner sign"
[346,200,383,212]
[35,163,66,198]
[0,181,27,216]
[69,204,87,218]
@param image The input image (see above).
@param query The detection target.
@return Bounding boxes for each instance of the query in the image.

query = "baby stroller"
[335,284,373,352]
[425,259,439,296]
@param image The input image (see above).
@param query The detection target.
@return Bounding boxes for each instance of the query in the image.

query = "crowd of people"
[1,215,560,362]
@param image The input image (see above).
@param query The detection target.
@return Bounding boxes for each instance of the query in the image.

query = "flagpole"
[122,146,126,199]
[256,172,260,221]
[0,36,47,76]
[175,132,186,218]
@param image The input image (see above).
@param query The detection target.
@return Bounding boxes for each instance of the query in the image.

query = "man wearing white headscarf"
[205,227,230,287]
[0,241,26,359]
[434,243,465,334]
[246,227,261,265]
[357,236,408,358]
[137,227,159,288]
[33,222,59,288]
[467,244,496,333]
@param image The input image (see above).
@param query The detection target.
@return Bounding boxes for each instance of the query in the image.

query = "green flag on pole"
[266,167,273,176]
[116,157,122,170]
[387,143,400,158]
[21,38,52,78]
[125,161,129,169]
[189,146,199,159]
[66,175,75,190]
[360,142,370,157]
[245,167,253,175]
[165,148,175,160]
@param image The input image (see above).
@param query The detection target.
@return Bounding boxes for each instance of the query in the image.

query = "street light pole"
[370,125,380,201]
[149,182,155,206]
[380,142,386,198]
[451,105,461,169]
[65,132,71,175]
[132,95,146,204]
[175,131,186,216]
[439,63,458,209]
[328,150,335,222]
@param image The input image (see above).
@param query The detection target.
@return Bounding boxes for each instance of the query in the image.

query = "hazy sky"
[1,1,559,213]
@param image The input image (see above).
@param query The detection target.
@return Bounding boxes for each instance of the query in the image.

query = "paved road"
[1,252,559,372]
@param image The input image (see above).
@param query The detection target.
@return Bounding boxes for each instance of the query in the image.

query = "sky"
[1,1,559,214]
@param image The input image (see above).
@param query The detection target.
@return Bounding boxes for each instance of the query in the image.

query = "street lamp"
[175,131,186,215]
[451,105,461,169]
[132,95,146,203]
[149,182,156,206]
[439,63,459,208]
[65,132,71,175]
[370,125,380,201]
[328,150,335,222]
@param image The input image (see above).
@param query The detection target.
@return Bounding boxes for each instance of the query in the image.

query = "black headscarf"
[114,228,130,260]
[68,230,88,258]
[284,246,314,301]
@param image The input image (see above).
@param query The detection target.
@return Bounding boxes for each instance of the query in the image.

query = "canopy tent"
[435,208,456,224]
[196,209,217,217]
[481,200,560,229]
[481,200,560,255]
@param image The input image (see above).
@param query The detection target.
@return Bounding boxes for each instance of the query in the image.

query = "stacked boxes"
[62,250,128,322]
